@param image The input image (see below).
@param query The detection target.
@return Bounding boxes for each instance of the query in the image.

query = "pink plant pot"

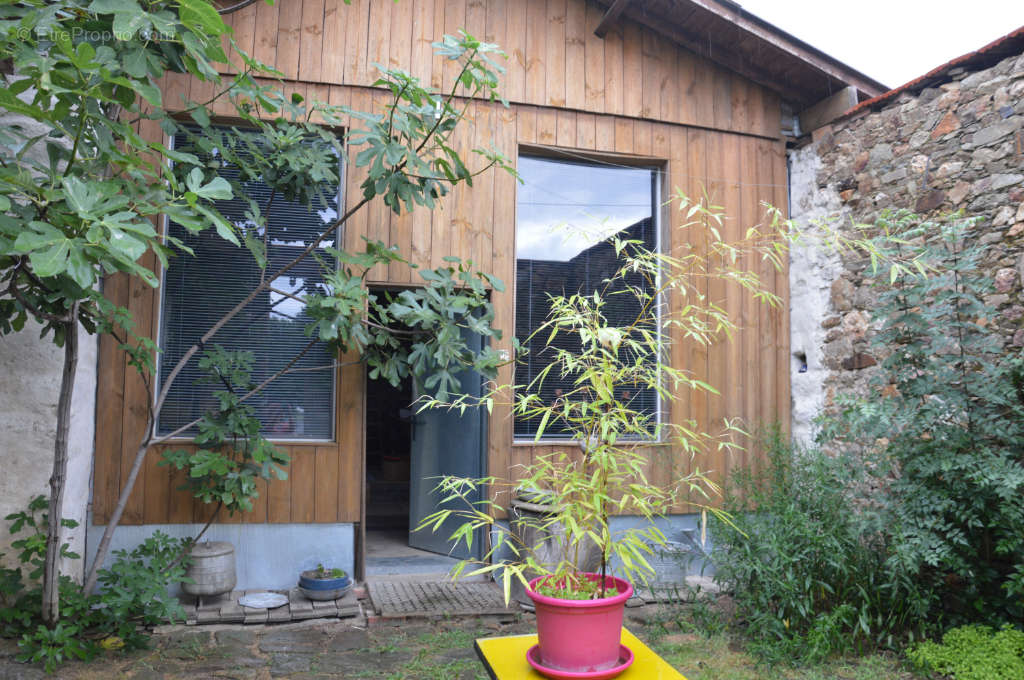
[525,573,633,673]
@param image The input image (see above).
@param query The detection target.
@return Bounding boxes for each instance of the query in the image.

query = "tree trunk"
[42,314,79,625]
[83,433,150,594]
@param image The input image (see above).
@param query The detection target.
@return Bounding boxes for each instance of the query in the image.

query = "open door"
[408,327,486,559]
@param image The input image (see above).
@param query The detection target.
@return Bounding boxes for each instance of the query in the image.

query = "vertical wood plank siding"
[92,0,790,525]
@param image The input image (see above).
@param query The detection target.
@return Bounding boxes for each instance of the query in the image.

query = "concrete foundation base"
[85,523,355,591]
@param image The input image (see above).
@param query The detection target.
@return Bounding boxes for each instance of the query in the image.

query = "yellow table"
[474,628,687,680]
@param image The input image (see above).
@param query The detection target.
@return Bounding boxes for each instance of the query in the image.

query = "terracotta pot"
[525,573,633,673]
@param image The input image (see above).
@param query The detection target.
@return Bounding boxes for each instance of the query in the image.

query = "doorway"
[362,307,487,576]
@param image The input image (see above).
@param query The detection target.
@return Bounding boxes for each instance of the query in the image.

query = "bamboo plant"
[417,194,790,601]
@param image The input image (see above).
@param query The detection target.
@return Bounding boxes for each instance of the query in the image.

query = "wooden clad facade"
[92,0,790,527]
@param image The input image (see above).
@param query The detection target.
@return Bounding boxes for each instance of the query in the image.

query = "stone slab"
[178,587,359,625]
[243,608,268,625]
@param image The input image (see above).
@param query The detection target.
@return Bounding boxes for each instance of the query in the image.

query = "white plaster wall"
[787,146,844,447]
[0,321,97,581]
[0,101,95,580]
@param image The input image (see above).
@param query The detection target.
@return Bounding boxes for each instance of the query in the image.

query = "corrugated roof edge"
[841,25,1024,120]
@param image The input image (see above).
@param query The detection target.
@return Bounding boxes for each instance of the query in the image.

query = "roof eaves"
[685,0,890,97]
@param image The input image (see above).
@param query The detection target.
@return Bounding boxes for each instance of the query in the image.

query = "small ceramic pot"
[298,570,352,601]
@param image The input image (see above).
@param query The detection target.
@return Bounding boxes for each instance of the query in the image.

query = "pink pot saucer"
[526,643,634,680]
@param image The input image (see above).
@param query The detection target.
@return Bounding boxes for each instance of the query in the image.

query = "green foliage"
[0,0,239,350]
[0,0,513,388]
[4,496,80,581]
[822,211,1024,624]
[91,531,191,640]
[352,30,509,214]
[16,622,92,674]
[1,498,190,672]
[0,555,30,634]
[161,346,290,514]
[907,625,1024,680]
[533,574,603,600]
[312,564,347,579]
[305,246,506,402]
[0,0,512,351]
[2,0,517,630]
[418,195,788,602]
[710,434,930,664]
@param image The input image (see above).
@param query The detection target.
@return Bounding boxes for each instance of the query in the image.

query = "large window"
[157,127,341,440]
[514,154,659,440]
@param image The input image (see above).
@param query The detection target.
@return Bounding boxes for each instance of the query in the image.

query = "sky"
[737,0,1024,89]
[516,156,655,262]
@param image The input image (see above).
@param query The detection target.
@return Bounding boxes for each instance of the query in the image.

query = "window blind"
[157,126,341,440]
[514,155,659,440]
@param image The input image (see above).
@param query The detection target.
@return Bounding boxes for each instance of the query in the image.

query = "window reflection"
[157,127,340,440]
[514,155,658,440]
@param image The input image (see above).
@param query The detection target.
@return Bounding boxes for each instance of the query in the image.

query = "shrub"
[824,212,1024,624]
[710,431,930,664]
[907,625,1024,680]
[1,497,191,672]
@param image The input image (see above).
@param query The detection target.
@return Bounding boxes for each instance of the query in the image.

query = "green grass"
[635,600,912,680]
[28,606,913,679]
[366,609,911,680]
[649,631,908,680]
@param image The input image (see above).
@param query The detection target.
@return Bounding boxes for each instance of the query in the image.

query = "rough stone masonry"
[788,47,1024,444]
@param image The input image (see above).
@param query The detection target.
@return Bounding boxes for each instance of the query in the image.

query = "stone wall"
[789,48,1024,440]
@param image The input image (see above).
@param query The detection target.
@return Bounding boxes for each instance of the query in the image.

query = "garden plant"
[0,0,516,668]
[418,192,790,603]
[712,210,1024,666]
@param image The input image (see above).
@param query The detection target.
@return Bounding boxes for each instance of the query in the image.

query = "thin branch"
[152,337,319,444]
[217,0,260,15]
[162,502,223,575]
[152,193,371,419]
[21,260,57,295]
[6,277,72,324]
[106,325,160,431]
[387,80,412,140]
[237,337,318,406]
[401,160,502,182]
[267,286,304,304]
[363,318,420,336]
[125,67,255,128]
[278,358,365,375]
[258,189,277,285]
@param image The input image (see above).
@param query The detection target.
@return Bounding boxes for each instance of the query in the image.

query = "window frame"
[154,122,346,444]
[511,146,667,445]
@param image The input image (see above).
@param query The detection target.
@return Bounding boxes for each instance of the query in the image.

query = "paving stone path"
[0,612,537,679]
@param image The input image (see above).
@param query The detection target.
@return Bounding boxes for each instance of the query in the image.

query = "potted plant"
[419,198,785,677]
[298,563,351,601]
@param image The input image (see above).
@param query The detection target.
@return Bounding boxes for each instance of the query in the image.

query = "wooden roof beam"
[617,7,812,107]
[679,0,888,97]
[798,86,858,134]
[594,0,632,38]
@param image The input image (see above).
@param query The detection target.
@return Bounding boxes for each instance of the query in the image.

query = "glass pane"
[157,128,340,440]
[514,155,658,439]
